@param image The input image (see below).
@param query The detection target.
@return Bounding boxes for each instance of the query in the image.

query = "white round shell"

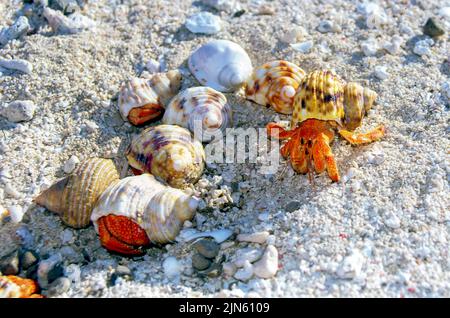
[188,40,253,93]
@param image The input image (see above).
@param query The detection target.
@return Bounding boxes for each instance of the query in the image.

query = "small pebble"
[441,81,450,100]
[234,248,263,267]
[1,100,36,122]
[8,206,24,223]
[290,40,313,54]
[185,12,222,34]
[284,200,302,212]
[222,262,236,276]
[20,250,39,270]
[237,231,270,244]
[361,38,378,56]
[162,256,181,279]
[145,58,160,73]
[0,250,20,275]
[413,38,434,56]
[384,212,401,229]
[358,3,387,29]
[374,65,389,80]
[43,7,96,34]
[84,120,99,133]
[317,20,339,33]
[280,27,306,44]
[38,254,64,288]
[0,16,30,46]
[258,4,275,15]
[0,58,33,74]
[423,18,445,37]
[47,277,71,297]
[64,264,81,284]
[201,0,240,12]
[383,36,402,55]
[194,239,220,259]
[63,155,80,174]
[110,265,133,285]
[337,249,365,279]
[253,245,278,279]
[192,253,211,271]
[234,260,254,281]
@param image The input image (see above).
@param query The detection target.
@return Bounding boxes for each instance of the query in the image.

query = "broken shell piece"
[90,174,199,255]
[126,124,205,189]
[118,70,182,126]
[176,228,233,243]
[188,40,253,92]
[162,87,232,142]
[43,7,96,34]
[34,158,120,228]
[245,60,306,114]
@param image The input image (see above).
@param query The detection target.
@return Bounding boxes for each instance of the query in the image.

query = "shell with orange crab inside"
[118,70,182,126]
[90,174,199,256]
[0,275,43,298]
[267,70,385,182]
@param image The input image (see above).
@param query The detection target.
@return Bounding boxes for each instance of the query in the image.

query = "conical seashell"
[126,125,205,189]
[162,87,232,142]
[343,82,377,130]
[188,40,253,92]
[118,70,182,126]
[90,174,199,247]
[34,158,120,228]
[245,60,306,114]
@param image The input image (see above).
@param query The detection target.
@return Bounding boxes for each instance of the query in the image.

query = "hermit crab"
[266,70,385,182]
[90,174,199,255]
[118,70,182,126]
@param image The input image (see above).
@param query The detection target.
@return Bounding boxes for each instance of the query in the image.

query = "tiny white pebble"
[253,245,279,279]
[63,155,80,174]
[361,38,378,56]
[374,65,389,80]
[290,40,314,54]
[84,120,99,133]
[384,213,401,229]
[145,58,160,73]
[0,58,33,74]
[8,205,24,223]
[413,39,434,56]
[237,231,270,244]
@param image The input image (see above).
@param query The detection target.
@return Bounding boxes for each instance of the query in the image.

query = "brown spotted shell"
[34,158,120,228]
[118,70,182,122]
[162,87,232,142]
[245,60,306,114]
[126,125,205,189]
[292,70,377,130]
[90,174,199,244]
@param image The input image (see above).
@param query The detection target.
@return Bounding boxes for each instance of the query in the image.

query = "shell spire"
[126,125,205,189]
[343,82,377,130]
[245,60,306,114]
[34,158,120,228]
[118,70,182,126]
[188,40,253,92]
[162,87,232,142]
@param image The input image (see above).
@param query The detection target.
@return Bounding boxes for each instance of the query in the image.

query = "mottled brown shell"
[292,70,345,128]
[343,82,377,131]
[245,60,306,114]
[34,158,120,228]
[126,125,205,189]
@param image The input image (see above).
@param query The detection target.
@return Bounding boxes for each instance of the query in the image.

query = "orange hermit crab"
[0,275,43,298]
[264,69,385,182]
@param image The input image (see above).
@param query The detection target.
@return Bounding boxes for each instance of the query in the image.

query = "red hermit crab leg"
[338,125,385,145]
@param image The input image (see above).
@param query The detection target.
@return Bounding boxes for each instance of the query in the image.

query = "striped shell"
[91,174,199,244]
[126,125,205,189]
[292,70,377,130]
[34,158,120,228]
[118,70,182,123]
[188,40,253,92]
[162,87,232,142]
[245,60,306,114]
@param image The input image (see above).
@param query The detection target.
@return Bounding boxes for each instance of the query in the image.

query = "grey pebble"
[0,250,20,275]
[285,200,302,212]
[0,16,30,46]
[110,265,133,285]
[50,0,80,14]
[47,277,71,296]
[0,100,36,123]
[192,253,211,271]
[194,239,220,259]
[423,18,445,37]
[20,250,39,270]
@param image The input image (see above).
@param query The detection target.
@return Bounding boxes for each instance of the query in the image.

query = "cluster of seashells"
[33,38,379,256]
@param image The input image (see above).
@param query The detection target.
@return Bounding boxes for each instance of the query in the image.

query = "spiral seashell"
[343,82,377,131]
[245,60,306,114]
[162,87,232,142]
[188,40,253,93]
[34,158,120,228]
[118,70,182,126]
[126,125,205,189]
[90,174,199,252]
